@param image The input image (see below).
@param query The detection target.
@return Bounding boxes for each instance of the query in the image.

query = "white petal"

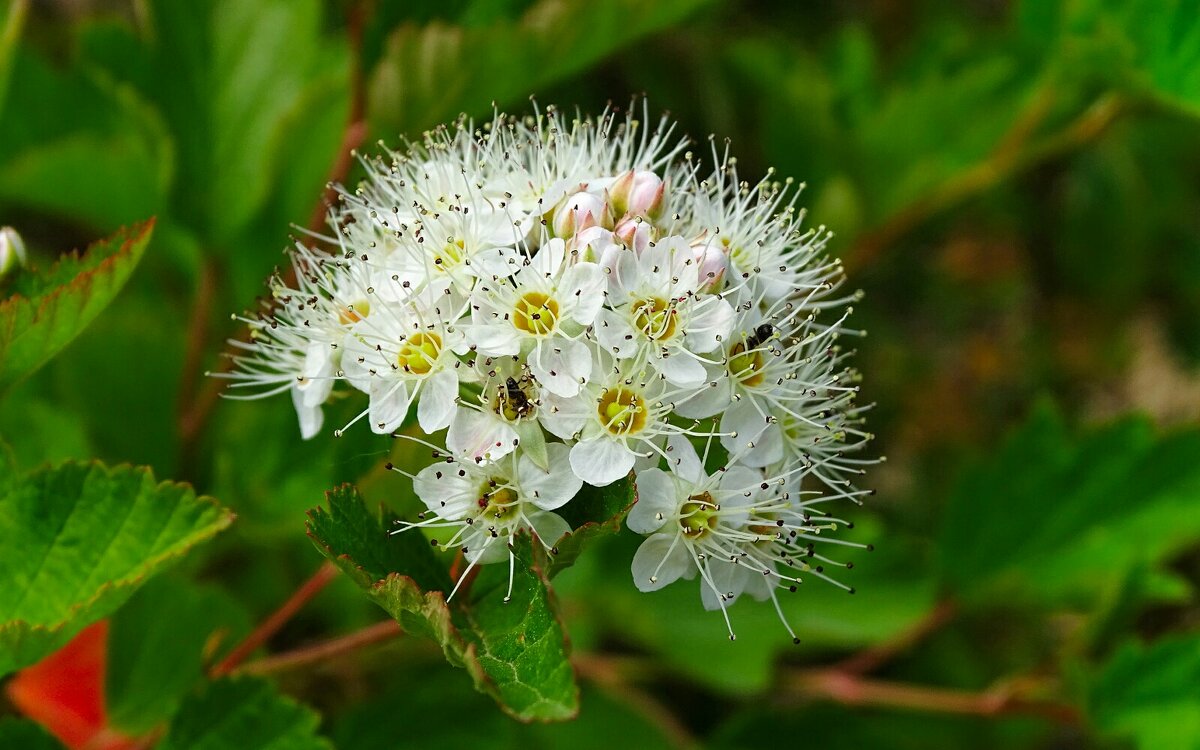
[291,387,324,440]
[737,423,785,468]
[413,463,476,519]
[684,297,735,355]
[570,437,636,487]
[665,434,706,485]
[700,560,752,611]
[719,398,770,455]
[417,369,458,432]
[530,338,590,397]
[594,307,638,358]
[656,352,706,387]
[518,443,582,510]
[559,262,606,324]
[527,510,572,548]
[539,391,590,439]
[631,533,691,592]
[531,237,567,277]
[674,374,732,419]
[369,379,411,434]
[627,469,678,534]
[447,408,517,462]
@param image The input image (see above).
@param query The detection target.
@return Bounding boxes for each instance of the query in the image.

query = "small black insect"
[746,323,775,350]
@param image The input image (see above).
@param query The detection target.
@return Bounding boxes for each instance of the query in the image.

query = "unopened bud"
[552,191,612,238]
[614,217,651,254]
[693,240,729,292]
[610,169,666,220]
[0,227,27,279]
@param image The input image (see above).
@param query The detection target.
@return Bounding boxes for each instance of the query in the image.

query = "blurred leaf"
[332,673,673,750]
[0,719,66,750]
[0,393,91,470]
[158,677,332,750]
[1090,635,1200,750]
[106,576,251,735]
[569,527,936,694]
[0,461,233,676]
[80,0,348,246]
[939,403,1200,605]
[0,52,171,229]
[307,485,578,721]
[0,220,153,395]
[368,0,714,134]
[0,0,29,119]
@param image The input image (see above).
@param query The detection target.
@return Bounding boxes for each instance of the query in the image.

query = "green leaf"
[158,677,332,750]
[0,461,234,676]
[548,476,636,577]
[1091,636,1200,750]
[938,403,1200,605]
[0,718,67,750]
[79,0,348,245]
[0,219,154,395]
[307,485,578,721]
[106,576,252,734]
[0,52,172,228]
[368,0,714,135]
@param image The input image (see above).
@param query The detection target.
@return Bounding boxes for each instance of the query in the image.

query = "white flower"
[468,237,605,397]
[398,443,582,599]
[595,236,734,386]
[446,354,554,466]
[0,226,27,278]
[340,285,470,434]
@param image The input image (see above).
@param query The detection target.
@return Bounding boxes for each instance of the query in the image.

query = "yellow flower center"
[493,377,535,422]
[434,238,467,271]
[397,332,442,375]
[727,341,765,386]
[477,483,519,522]
[513,292,560,336]
[597,387,647,435]
[680,492,719,540]
[632,297,678,341]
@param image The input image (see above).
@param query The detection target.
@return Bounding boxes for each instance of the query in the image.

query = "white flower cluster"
[222,104,874,638]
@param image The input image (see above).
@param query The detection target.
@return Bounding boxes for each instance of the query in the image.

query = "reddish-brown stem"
[236,620,402,676]
[834,599,957,675]
[210,561,339,677]
[783,669,1082,725]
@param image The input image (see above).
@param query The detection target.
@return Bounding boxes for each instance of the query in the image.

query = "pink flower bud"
[614,217,651,254]
[552,191,611,238]
[610,169,666,220]
[692,240,728,292]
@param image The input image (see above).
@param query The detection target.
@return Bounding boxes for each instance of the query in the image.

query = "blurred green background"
[3,0,1200,748]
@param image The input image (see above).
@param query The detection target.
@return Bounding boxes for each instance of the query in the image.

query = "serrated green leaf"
[547,476,636,577]
[106,576,252,734]
[1091,636,1200,750]
[0,460,234,676]
[939,403,1200,605]
[158,677,332,750]
[307,485,578,721]
[368,0,714,134]
[0,219,154,395]
[0,718,66,750]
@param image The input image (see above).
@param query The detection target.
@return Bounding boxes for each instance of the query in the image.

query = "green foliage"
[0,219,153,394]
[368,0,714,134]
[1090,636,1200,750]
[157,677,332,750]
[106,576,252,734]
[939,403,1200,606]
[0,719,66,750]
[307,485,578,721]
[0,461,233,675]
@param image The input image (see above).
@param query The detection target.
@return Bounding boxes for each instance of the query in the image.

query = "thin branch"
[843,91,1126,275]
[834,599,957,675]
[782,668,1082,726]
[210,561,339,677]
[236,620,403,676]
[574,653,699,750]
